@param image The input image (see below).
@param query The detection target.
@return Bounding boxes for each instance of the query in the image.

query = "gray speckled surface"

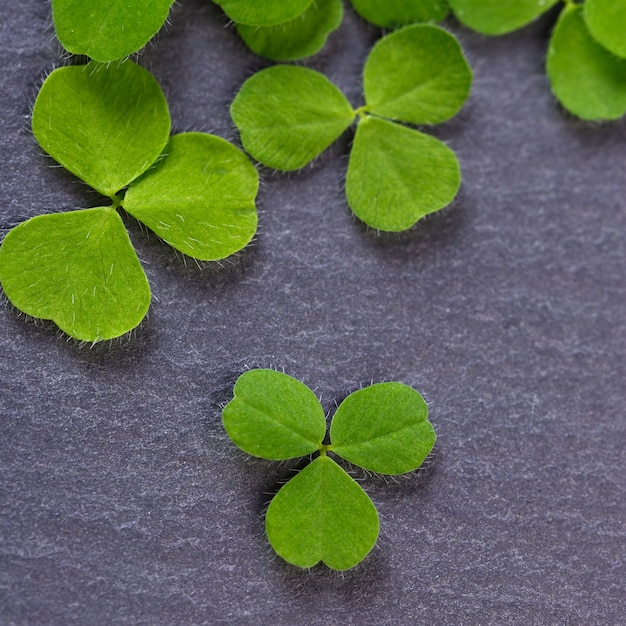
[1,2,624,624]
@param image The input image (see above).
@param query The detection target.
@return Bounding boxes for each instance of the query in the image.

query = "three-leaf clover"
[0,61,258,342]
[448,0,626,121]
[231,24,472,232]
[222,369,436,570]
[52,0,174,62]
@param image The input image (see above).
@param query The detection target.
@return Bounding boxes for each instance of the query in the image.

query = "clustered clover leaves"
[448,0,626,121]
[231,24,473,232]
[49,0,450,64]
[222,369,437,570]
[49,0,626,121]
[0,61,258,341]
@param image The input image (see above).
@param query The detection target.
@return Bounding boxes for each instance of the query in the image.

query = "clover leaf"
[266,456,380,570]
[52,0,174,62]
[32,62,170,198]
[222,369,326,459]
[584,0,626,58]
[346,117,461,231]
[214,0,313,27]
[448,0,560,35]
[330,381,436,474]
[547,3,626,121]
[231,24,472,231]
[363,21,472,125]
[0,61,258,341]
[222,369,436,570]
[123,133,259,261]
[231,65,355,171]
[350,0,449,28]
[236,0,343,61]
[0,208,150,341]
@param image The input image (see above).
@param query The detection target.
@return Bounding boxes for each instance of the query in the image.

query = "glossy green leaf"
[222,369,326,460]
[547,4,626,121]
[448,0,560,35]
[236,0,343,61]
[584,0,626,59]
[350,0,448,28]
[0,208,150,342]
[331,382,436,475]
[123,133,258,261]
[32,61,171,198]
[231,65,355,170]
[215,0,312,26]
[51,0,173,62]
[363,24,472,125]
[346,116,461,231]
[266,456,379,570]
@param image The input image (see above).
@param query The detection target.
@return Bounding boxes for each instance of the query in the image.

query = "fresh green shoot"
[449,0,626,121]
[214,0,313,27]
[236,0,343,61]
[231,24,472,232]
[0,61,258,342]
[222,369,436,571]
[548,4,626,120]
[51,0,174,62]
[349,0,449,28]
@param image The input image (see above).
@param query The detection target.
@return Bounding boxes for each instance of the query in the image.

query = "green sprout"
[231,24,472,232]
[448,0,626,120]
[222,369,437,571]
[0,61,258,342]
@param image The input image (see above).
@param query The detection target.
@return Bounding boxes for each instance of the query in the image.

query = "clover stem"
[353,105,369,120]
[318,444,333,457]
[110,193,122,210]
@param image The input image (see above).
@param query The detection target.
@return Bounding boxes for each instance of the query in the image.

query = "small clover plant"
[231,24,472,232]
[0,61,258,342]
[52,0,174,62]
[222,369,436,571]
[448,0,626,120]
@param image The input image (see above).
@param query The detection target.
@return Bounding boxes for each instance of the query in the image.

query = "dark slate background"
[1,2,624,624]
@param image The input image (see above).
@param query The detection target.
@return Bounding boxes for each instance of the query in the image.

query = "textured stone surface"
[1,2,624,624]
